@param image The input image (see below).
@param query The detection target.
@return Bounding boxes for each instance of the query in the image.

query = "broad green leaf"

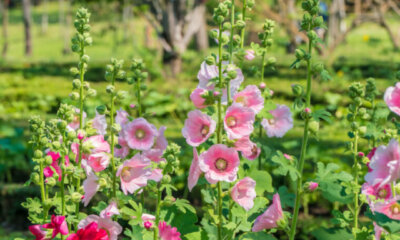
[311,227,352,240]
[277,186,295,208]
[248,169,273,195]
[240,232,277,240]
[271,151,299,181]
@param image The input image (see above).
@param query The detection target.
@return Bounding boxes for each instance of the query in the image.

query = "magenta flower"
[231,177,257,211]
[82,172,100,207]
[224,104,255,140]
[87,152,110,172]
[384,83,400,116]
[123,118,158,151]
[374,197,400,220]
[158,221,181,240]
[308,182,318,192]
[42,215,69,238]
[233,85,264,114]
[66,222,108,240]
[116,154,152,195]
[365,139,400,187]
[143,126,168,162]
[92,112,107,135]
[234,136,260,160]
[182,110,216,147]
[144,221,152,230]
[43,151,69,181]
[100,201,120,219]
[261,104,293,138]
[190,88,209,109]
[245,50,255,61]
[78,215,122,240]
[362,182,392,205]
[198,144,240,184]
[188,148,202,192]
[29,225,47,240]
[252,194,284,232]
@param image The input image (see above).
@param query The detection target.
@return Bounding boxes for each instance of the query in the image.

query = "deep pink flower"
[82,172,99,207]
[198,144,240,184]
[143,126,168,162]
[374,197,400,220]
[123,118,158,151]
[365,139,400,187]
[308,182,318,191]
[100,201,120,219]
[261,104,293,138]
[42,215,69,238]
[234,136,260,160]
[182,110,216,147]
[116,154,152,195]
[233,85,264,114]
[362,182,392,200]
[231,177,257,211]
[158,221,181,240]
[224,104,255,140]
[66,222,108,240]
[29,225,47,240]
[188,148,202,191]
[252,194,284,232]
[92,112,107,135]
[144,221,152,230]
[78,215,122,240]
[245,50,255,61]
[190,88,209,109]
[384,83,400,116]
[87,152,110,172]
[43,152,64,181]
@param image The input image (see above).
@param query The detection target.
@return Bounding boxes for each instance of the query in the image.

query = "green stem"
[60,152,66,240]
[39,162,47,223]
[240,0,247,48]
[137,77,142,117]
[154,184,162,240]
[353,131,359,239]
[289,25,313,240]
[217,182,223,240]
[110,74,117,198]
[258,124,262,170]
[261,53,265,83]
[392,182,396,198]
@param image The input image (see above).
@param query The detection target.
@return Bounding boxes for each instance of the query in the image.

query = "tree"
[41,0,49,34]
[22,0,32,56]
[59,0,71,54]
[2,0,9,57]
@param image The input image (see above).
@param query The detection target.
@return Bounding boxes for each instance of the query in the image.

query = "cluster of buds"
[212,2,229,25]
[71,8,92,53]
[105,58,127,101]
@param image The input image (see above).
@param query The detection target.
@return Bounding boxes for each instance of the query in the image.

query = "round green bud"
[205,56,215,66]
[291,84,304,97]
[83,82,90,90]
[247,0,255,8]
[71,192,83,203]
[295,49,305,59]
[354,97,362,106]
[163,196,175,206]
[34,150,43,159]
[70,67,80,75]
[32,172,40,185]
[46,177,57,187]
[159,161,167,170]
[105,72,114,82]
[222,52,230,61]
[96,105,107,115]
[84,37,93,45]
[140,72,148,80]
[117,70,126,79]
[70,92,80,100]
[112,123,121,133]
[162,175,171,184]
[313,63,324,73]
[81,55,90,63]
[350,122,359,131]
[209,30,218,39]
[359,126,367,136]
[87,88,97,97]
[235,20,246,29]
[221,34,230,45]
[67,131,76,140]
[227,70,237,79]
[314,16,324,28]
[57,120,67,131]
[309,120,319,134]
[116,91,127,100]
[106,85,115,94]
[222,22,231,31]
[71,44,80,53]
[72,79,81,89]
[140,85,147,91]
[52,141,61,149]
[43,199,53,208]
[358,108,366,115]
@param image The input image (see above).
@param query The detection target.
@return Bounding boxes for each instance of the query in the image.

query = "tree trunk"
[41,0,48,34]
[163,52,182,77]
[2,0,9,57]
[194,4,208,51]
[122,0,131,43]
[61,0,71,55]
[22,0,32,56]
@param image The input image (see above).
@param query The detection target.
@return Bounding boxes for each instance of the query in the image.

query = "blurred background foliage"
[0,0,400,239]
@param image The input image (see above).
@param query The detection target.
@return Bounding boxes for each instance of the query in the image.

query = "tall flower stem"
[240,0,247,48]
[289,25,313,240]
[352,127,360,239]
[154,184,162,240]
[39,161,47,223]
[136,77,142,117]
[217,181,223,240]
[60,137,67,240]
[110,72,117,198]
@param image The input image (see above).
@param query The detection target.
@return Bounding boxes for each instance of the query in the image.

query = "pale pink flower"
[116,109,129,126]
[252,194,284,232]
[143,126,168,162]
[148,168,163,182]
[123,118,158,151]
[362,182,392,200]
[42,215,69,238]
[188,148,202,191]
[116,154,152,195]
[308,182,318,191]
[100,201,120,219]
[198,144,240,184]
[72,135,111,162]
[182,110,216,147]
[141,213,156,222]
[233,85,264,114]
[374,222,385,240]
[234,136,260,160]
[82,172,99,207]
[224,104,255,140]
[374,197,400,220]
[283,154,293,161]
[245,49,255,61]
[259,82,266,89]
[29,225,47,240]
[68,109,87,131]
[92,112,107,135]
[365,139,400,187]
[231,177,257,211]
[78,215,122,240]
[158,221,181,240]
[115,137,130,159]
[190,88,208,109]
[261,104,293,138]
[87,152,110,172]
[384,83,400,116]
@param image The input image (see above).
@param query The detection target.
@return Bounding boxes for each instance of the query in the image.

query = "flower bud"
[227,70,237,79]
[163,196,176,206]
[130,104,136,109]
[159,161,167,170]
[32,173,40,185]
[46,177,57,187]
[34,150,43,159]
[295,49,305,59]
[70,92,80,100]
[106,85,115,94]
[87,88,97,97]
[359,126,367,136]
[116,91,127,100]
[222,52,230,61]
[71,192,83,203]
[72,79,81,89]
[209,30,218,39]
[247,0,255,8]
[304,108,311,114]
[70,67,80,75]
[222,22,231,31]
[235,20,246,29]
[205,56,215,66]
[259,82,266,89]
[213,91,220,97]
[52,141,61,149]
[84,37,93,45]
[112,123,121,133]
[81,55,90,63]
[96,105,107,115]
[77,130,85,140]
[45,155,53,165]
[44,199,53,208]
[57,120,67,131]
[309,120,319,134]
[307,182,318,192]
[291,84,304,97]
[162,175,171,184]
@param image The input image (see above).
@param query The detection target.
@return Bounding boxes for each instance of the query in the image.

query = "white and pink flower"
[188,148,202,192]
[224,104,255,140]
[384,82,400,116]
[261,104,293,138]
[182,110,216,147]
[252,194,284,232]
[123,118,158,151]
[233,85,264,114]
[231,177,257,211]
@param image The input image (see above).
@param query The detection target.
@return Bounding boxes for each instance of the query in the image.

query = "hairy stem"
[154,184,162,240]
[137,77,142,117]
[217,181,223,240]
[240,0,247,48]
[353,130,359,239]
[110,73,117,198]
[39,161,47,223]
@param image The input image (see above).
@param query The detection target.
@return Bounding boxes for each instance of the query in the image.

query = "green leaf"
[311,227,352,240]
[240,232,277,240]
[311,109,332,124]
[201,188,216,205]
[271,151,300,181]
[277,186,295,208]
[161,199,198,235]
[248,169,273,195]
[366,208,400,234]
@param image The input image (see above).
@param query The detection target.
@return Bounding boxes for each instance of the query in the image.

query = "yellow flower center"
[201,125,209,136]
[235,96,245,104]
[121,166,132,181]
[391,203,400,215]
[268,118,275,125]
[378,189,388,198]
[135,129,145,139]
[215,158,228,171]
[226,116,236,127]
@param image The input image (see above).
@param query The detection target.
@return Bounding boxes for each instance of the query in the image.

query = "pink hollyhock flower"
[188,148,202,191]
[116,109,129,126]
[366,147,377,172]
[82,172,100,207]
[114,137,130,159]
[374,222,385,240]
[158,221,181,240]
[116,154,152,195]
[245,50,255,61]
[43,152,64,181]
[143,126,168,162]
[123,118,158,151]
[259,82,266,89]
[252,194,284,232]
[374,197,400,220]
[29,225,47,240]
[72,135,111,162]
[365,139,400,187]
[283,154,293,161]
[42,215,69,238]
[198,144,240,184]
[362,182,392,200]
[144,221,152,230]
[92,112,107,135]
[224,104,255,140]
[234,136,260,160]
[384,83,400,116]
[231,177,257,211]
[233,85,264,114]
[68,109,87,131]
[66,222,108,240]
[261,104,293,138]
[182,110,216,147]
[78,215,122,240]
[87,152,110,172]
[141,213,156,222]
[308,182,318,191]
[100,201,120,219]
[190,88,209,109]
[148,168,163,182]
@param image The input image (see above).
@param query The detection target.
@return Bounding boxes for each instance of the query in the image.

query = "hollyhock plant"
[123,118,158,151]
[234,136,260,160]
[231,177,257,211]
[158,221,181,240]
[224,104,255,140]
[374,197,400,220]
[29,225,47,240]
[308,182,318,192]
[66,222,108,240]
[100,201,120,219]
[182,110,216,147]
[384,82,400,116]
[361,182,392,201]
[245,49,255,61]
[143,126,168,162]
[261,104,293,138]
[116,153,152,195]
[92,112,107,135]
[42,215,69,238]
[188,148,202,191]
[87,152,110,172]
[198,144,240,184]
[190,88,209,109]
[82,172,100,207]
[43,151,69,181]
[72,135,111,162]
[364,139,400,187]
[78,215,122,240]
[233,85,264,114]
[252,194,284,232]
